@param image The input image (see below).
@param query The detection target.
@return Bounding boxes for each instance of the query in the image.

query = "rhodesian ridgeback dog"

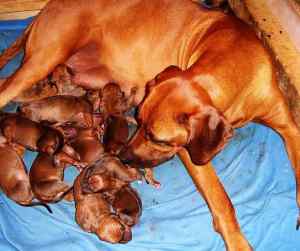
[0,0,299,250]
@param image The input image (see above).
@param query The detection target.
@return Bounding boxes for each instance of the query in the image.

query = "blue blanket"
[0,18,299,251]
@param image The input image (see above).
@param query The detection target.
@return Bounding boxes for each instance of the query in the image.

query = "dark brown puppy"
[0,114,85,172]
[19,95,94,128]
[85,83,131,115]
[74,170,132,244]
[15,65,86,103]
[0,144,52,212]
[53,144,88,171]
[81,155,141,194]
[50,64,86,97]
[0,114,63,155]
[52,127,104,172]
[68,128,105,165]
[30,153,71,203]
[112,186,142,227]
[14,77,58,103]
[0,145,33,205]
[104,116,129,155]
[100,83,131,117]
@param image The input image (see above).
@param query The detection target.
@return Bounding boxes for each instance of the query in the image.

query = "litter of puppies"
[0,64,149,243]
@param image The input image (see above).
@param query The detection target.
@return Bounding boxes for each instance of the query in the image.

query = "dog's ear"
[140,66,183,122]
[185,107,233,165]
[146,65,182,92]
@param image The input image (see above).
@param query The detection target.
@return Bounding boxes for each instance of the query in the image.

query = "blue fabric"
[0,18,300,251]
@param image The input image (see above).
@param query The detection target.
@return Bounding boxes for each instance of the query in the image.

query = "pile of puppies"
[0,65,148,244]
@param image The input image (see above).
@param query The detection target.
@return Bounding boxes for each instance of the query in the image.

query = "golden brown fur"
[0,114,63,155]
[0,0,298,250]
[74,169,132,243]
[0,145,33,205]
[30,153,71,203]
[19,95,94,128]
[81,155,141,194]
[112,186,142,227]
[68,128,105,165]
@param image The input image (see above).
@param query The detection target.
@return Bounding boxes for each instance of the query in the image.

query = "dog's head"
[120,66,233,166]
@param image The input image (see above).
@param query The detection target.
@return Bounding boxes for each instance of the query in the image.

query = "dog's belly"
[61,0,225,104]
[42,0,226,106]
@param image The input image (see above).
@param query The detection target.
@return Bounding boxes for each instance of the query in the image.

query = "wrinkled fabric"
[0,18,299,251]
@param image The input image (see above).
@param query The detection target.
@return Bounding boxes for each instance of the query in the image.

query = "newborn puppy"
[14,77,58,103]
[0,145,33,205]
[0,144,52,212]
[68,128,105,165]
[112,186,142,227]
[52,144,88,171]
[100,83,130,117]
[86,91,101,112]
[0,114,63,155]
[74,170,132,243]
[81,155,141,194]
[85,82,128,115]
[52,127,104,171]
[14,65,86,103]
[104,116,129,155]
[30,153,71,203]
[50,64,86,97]
[19,95,94,128]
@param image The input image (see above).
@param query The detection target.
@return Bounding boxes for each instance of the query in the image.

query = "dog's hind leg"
[0,52,65,108]
[258,87,300,229]
[0,9,85,108]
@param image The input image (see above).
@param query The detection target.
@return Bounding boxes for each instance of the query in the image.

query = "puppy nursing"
[74,157,142,243]
[0,137,52,212]
[30,153,72,203]
[0,0,299,250]
[0,43,144,242]
[0,89,143,242]
[0,114,63,154]
[74,170,133,244]
[19,95,94,128]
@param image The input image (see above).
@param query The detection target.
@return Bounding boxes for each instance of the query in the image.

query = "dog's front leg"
[178,149,252,251]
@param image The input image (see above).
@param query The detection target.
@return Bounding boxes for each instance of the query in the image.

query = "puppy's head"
[120,66,232,166]
[37,128,64,155]
[96,215,132,244]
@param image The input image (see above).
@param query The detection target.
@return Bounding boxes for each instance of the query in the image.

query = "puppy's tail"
[0,21,34,70]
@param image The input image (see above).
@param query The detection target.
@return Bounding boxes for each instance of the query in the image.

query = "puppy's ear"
[185,107,233,165]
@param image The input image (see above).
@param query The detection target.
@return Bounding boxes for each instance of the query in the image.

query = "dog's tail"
[0,21,34,70]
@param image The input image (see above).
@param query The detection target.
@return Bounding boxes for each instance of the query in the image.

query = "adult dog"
[0,0,299,250]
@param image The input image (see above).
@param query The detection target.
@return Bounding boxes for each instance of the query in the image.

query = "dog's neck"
[183,14,231,69]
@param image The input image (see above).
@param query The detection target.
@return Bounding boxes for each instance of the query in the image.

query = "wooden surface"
[0,0,49,20]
